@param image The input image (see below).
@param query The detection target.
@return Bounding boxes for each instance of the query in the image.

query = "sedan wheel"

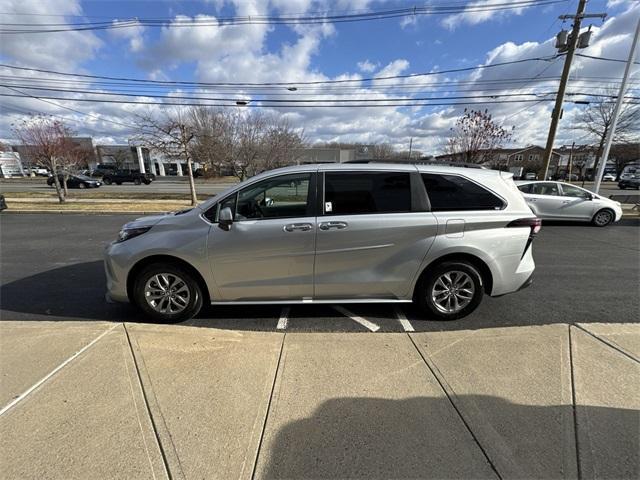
[78,183,86,189]
[592,209,614,227]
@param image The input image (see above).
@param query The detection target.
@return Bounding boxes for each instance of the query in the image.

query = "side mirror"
[218,207,233,231]
[585,193,593,201]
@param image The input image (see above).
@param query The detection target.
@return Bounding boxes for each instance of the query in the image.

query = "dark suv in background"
[102,169,155,185]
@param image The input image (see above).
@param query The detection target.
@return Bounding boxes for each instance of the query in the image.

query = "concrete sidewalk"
[0,321,638,479]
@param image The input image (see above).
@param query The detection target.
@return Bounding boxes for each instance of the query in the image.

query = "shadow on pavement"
[261,396,639,480]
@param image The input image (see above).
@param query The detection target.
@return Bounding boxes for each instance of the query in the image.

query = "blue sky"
[1,0,638,154]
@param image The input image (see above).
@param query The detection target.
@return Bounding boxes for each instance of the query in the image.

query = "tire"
[143,180,151,185]
[592,208,614,227]
[134,178,142,185]
[115,181,122,185]
[414,261,484,321]
[103,177,112,185]
[133,263,203,323]
[619,185,626,190]
[78,183,86,189]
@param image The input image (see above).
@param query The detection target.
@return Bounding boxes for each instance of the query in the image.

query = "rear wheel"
[414,261,484,320]
[78,183,86,189]
[133,263,203,322]
[134,178,142,185]
[592,209,614,227]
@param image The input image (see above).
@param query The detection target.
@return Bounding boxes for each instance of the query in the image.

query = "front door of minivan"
[314,170,437,299]
[207,171,317,301]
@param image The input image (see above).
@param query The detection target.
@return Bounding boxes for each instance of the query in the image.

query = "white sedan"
[515,181,623,227]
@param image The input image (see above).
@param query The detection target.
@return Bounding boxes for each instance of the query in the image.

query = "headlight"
[116,226,151,243]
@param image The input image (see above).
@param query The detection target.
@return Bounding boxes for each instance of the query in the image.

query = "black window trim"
[421,172,507,212]
[320,169,424,216]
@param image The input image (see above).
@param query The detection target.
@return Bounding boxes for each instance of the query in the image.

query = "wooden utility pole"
[541,1,606,180]
[542,0,587,181]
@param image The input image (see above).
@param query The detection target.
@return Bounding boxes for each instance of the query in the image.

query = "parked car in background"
[106,163,540,323]
[25,167,49,176]
[524,172,538,180]
[47,174,101,189]
[618,174,640,190]
[102,169,155,185]
[602,173,616,182]
[516,181,622,226]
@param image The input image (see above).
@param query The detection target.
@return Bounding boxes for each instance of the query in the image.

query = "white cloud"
[0,0,101,70]
[442,0,528,30]
[110,20,145,53]
[357,60,378,73]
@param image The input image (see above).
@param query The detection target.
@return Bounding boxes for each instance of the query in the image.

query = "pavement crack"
[571,323,639,365]
[123,323,175,480]
[406,333,503,480]
[250,332,287,480]
[568,325,582,480]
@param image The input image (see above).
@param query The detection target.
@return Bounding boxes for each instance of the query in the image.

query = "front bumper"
[104,245,130,303]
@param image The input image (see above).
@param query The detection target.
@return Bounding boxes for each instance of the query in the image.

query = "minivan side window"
[422,174,505,211]
[324,172,411,215]
[236,173,312,220]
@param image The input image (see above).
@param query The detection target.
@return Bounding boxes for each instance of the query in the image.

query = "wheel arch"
[126,254,210,304]
[592,207,615,226]
[414,252,494,297]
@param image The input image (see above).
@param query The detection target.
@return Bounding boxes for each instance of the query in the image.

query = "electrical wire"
[0,1,568,33]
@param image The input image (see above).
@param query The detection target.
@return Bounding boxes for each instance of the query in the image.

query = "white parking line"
[333,306,380,332]
[277,307,290,330]
[395,307,415,332]
[0,323,119,417]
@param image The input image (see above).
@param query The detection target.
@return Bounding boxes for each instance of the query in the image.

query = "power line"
[576,53,640,65]
[0,55,564,87]
[0,1,567,33]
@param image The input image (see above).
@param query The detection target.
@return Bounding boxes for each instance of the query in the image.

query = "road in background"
[1,178,637,199]
[1,213,638,331]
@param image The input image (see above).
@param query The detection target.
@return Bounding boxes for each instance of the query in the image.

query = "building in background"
[0,151,25,177]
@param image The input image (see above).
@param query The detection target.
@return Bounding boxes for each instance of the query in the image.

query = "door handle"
[283,223,313,232]
[319,221,348,231]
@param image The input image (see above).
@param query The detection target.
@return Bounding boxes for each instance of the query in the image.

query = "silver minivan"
[105,163,539,322]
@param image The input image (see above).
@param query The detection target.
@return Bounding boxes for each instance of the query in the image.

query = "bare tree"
[111,149,130,170]
[12,115,72,203]
[60,143,92,195]
[189,106,234,177]
[260,115,307,171]
[370,143,396,160]
[573,86,640,176]
[135,107,198,205]
[445,109,514,164]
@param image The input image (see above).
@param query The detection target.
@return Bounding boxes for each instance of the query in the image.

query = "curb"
[1,210,161,215]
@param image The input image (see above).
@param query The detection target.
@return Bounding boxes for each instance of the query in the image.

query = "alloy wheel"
[144,273,191,314]
[594,210,613,226]
[430,270,475,314]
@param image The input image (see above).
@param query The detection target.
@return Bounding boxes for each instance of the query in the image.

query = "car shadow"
[260,396,638,479]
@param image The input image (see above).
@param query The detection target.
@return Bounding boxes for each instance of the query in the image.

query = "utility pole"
[408,137,413,161]
[593,16,640,194]
[568,141,574,181]
[541,0,606,180]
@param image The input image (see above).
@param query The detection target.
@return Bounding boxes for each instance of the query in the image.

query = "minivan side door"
[206,171,317,301]
[314,170,437,299]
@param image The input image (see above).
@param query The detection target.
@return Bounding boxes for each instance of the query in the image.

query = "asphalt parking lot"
[1,214,638,479]
[1,213,638,331]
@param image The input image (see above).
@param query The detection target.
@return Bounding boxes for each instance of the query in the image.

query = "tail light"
[507,217,542,236]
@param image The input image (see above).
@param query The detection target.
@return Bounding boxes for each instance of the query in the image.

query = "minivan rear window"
[422,173,505,211]
[324,172,411,215]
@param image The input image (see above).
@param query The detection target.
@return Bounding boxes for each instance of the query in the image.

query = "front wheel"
[592,209,614,227]
[133,264,203,322]
[78,183,86,189]
[414,261,484,321]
